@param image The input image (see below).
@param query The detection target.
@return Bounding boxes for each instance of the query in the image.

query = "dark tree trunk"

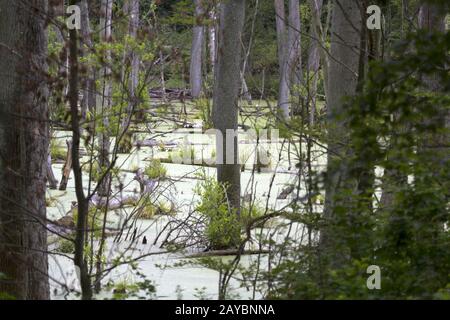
[322,0,362,259]
[0,0,50,300]
[212,0,246,217]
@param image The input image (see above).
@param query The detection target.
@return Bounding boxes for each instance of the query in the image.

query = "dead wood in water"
[59,140,73,191]
[47,153,58,189]
[148,88,192,100]
[187,249,270,258]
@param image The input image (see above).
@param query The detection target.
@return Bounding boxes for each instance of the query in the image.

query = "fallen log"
[186,249,270,258]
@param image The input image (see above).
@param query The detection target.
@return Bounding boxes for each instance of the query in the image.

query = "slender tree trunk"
[308,0,329,101]
[274,0,289,119]
[118,0,140,153]
[212,0,246,218]
[190,0,205,98]
[47,153,58,190]
[0,0,50,300]
[417,3,448,191]
[287,0,302,90]
[208,7,217,77]
[97,0,113,197]
[68,0,93,299]
[322,0,362,256]
[307,0,323,125]
[79,0,96,121]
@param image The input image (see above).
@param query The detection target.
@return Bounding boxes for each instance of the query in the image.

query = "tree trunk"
[208,8,217,76]
[97,0,113,197]
[59,140,73,191]
[308,0,329,102]
[322,0,362,256]
[417,3,448,197]
[287,0,302,90]
[274,0,289,119]
[190,0,205,98]
[47,153,58,190]
[0,0,50,300]
[307,0,323,125]
[118,0,140,153]
[68,0,93,299]
[212,0,246,217]
[79,0,96,121]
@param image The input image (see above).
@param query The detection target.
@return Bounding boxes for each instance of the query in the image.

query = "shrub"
[50,140,66,161]
[195,176,241,250]
[144,159,167,180]
[56,239,75,254]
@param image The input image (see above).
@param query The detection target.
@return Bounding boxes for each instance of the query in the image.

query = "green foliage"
[50,140,66,161]
[73,207,104,239]
[144,159,167,180]
[196,98,213,129]
[56,239,75,254]
[270,29,450,300]
[195,175,241,250]
[138,198,174,219]
[106,271,156,300]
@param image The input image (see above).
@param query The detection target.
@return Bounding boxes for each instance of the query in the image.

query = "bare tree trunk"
[274,0,289,119]
[118,0,140,153]
[68,0,93,299]
[213,0,246,217]
[308,0,329,101]
[59,140,73,191]
[307,0,323,125]
[417,3,448,189]
[208,7,217,77]
[190,0,205,98]
[79,0,96,121]
[0,0,50,300]
[286,0,302,113]
[322,0,362,256]
[97,0,113,197]
[47,153,58,190]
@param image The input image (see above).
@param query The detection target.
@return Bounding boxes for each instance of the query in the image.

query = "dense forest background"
[0,0,448,300]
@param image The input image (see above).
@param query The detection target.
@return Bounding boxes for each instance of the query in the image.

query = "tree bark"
[417,3,448,195]
[308,0,329,102]
[322,0,362,255]
[97,0,113,197]
[118,0,140,153]
[0,0,50,300]
[286,0,302,93]
[190,0,205,98]
[47,153,58,190]
[59,140,73,191]
[212,0,246,216]
[68,0,93,299]
[79,0,96,121]
[307,0,323,125]
[208,7,217,77]
[274,0,289,119]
